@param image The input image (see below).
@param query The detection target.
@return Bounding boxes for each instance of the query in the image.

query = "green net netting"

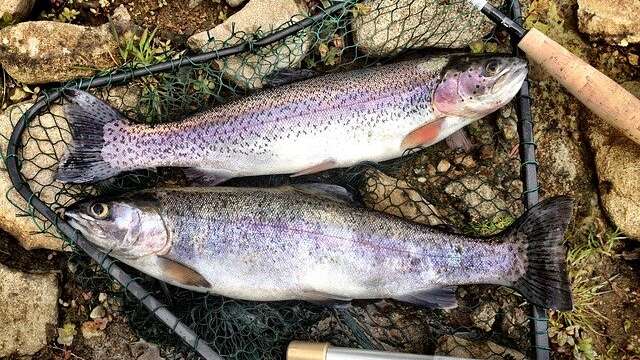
[1,0,536,358]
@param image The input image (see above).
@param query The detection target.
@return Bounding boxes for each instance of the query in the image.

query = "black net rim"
[3,0,548,359]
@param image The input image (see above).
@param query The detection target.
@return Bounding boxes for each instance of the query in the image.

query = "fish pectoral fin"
[291,159,337,177]
[157,257,211,288]
[401,117,447,150]
[445,128,473,152]
[394,287,458,309]
[291,183,358,205]
[183,168,233,186]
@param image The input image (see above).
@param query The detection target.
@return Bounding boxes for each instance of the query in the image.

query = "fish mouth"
[492,61,528,96]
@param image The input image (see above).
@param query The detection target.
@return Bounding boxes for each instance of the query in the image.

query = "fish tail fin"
[57,90,125,183]
[507,196,574,311]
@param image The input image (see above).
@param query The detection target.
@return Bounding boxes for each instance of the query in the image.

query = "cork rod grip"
[518,28,640,145]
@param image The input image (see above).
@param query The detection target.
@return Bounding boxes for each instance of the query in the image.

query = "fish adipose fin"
[394,287,458,309]
[157,256,211,288]
[507,196,574,311]
[56,89,125,183]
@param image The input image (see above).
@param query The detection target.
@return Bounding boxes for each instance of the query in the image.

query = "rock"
[226,0,247,7]
[444,175,508,223]
[90,305,107,319]
[187,0,310,89]
[0,102,70,250]
[362,169,444,226]
[353,0,494,57]
[0,6,132,84]
[188,0,204,8]
[435,335,525,360]
[577,0,640,45]
[436,159,451,173]
[587,82,640,239]
[0,0,35,24]
[470,302,498,332]
[501,307,528,341]
[0,87,141,251]
[0,262,58,357]
[130,339,164,360]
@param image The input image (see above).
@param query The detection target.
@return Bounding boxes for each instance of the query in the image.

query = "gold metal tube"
[287,341,330,360]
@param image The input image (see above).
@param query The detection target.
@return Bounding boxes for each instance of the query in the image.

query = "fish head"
[65,195,169,258]
[434,56,528,119]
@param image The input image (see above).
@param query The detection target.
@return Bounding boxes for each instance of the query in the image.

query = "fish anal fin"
[291,159,337,177]
[157,257,211,288]
[303,290,352,307]
[401,118,446,150]
[183,168,233,186]
[394,287,458,309]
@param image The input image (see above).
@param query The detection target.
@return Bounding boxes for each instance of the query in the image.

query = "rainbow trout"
[57,56,527,184]
[66,185,573,310]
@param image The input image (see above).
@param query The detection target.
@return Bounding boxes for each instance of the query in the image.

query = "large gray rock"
[577,0,640,45]
[187,0,311,90]
[0,102,71,250]
[0,0,35,24]
[353,0,494,56]
[435,335,525,359]
[0,6,131,84]
[586,81,640,239]
[0,262,58,357]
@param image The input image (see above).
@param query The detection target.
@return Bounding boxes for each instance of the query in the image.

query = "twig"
[49,345,87,360]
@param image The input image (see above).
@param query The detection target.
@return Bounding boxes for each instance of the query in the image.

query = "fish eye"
[484,60,501,76]
[89,203,110,219]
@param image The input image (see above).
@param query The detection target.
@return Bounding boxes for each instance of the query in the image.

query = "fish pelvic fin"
[56,89,125,183]
[507,196,574,311]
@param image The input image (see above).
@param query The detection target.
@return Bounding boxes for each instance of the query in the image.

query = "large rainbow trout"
[66,185,573,310]
[57,55,527,184]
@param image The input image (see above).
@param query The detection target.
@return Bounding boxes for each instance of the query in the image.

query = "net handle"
[4,2,350,359]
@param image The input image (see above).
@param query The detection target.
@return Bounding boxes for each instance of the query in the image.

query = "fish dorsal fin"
[394,287,458,309]
[157,256,211,288]
[291,183,357,205]
[265,68,318,87]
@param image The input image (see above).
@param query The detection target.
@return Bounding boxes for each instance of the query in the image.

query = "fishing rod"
[287,341,477,360]
[470,0,640,145]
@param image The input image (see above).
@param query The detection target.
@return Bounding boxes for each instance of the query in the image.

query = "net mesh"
[1,0,535,358]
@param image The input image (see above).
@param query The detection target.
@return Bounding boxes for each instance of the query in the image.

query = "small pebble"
[90,305,106,319]
[629,53,639,66]
[417,177,426,183]
[436,159,451,173]
[413,167,425,176]
[426,164,437,176]
[98,293,108,303]
[480,145,495,160]
[461,157,477,168]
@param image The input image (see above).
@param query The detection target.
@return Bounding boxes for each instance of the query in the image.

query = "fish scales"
[67,185,574,310]
[57,56,528,184]
[103,61,439,174]
[152,187,522,301]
